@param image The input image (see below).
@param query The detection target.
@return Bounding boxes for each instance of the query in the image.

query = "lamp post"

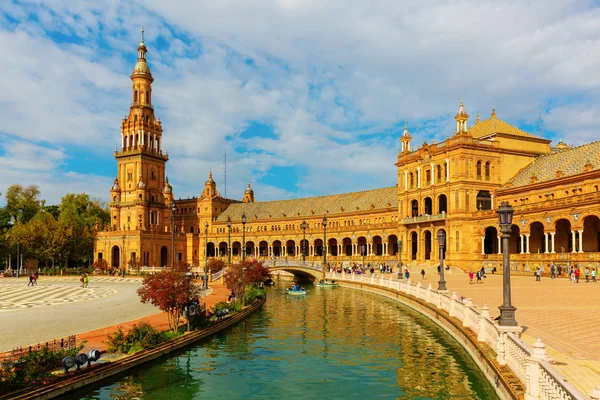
[241,213,247,261]
[361,244,366,268]
[322,216,327,279]
[121,235,126,277]
[497,202,517,326]
[437,230,447,291]
[203,221,209,289]
[301,221,307,262]
[185,271,192,332]
[397,240,403,279]
[241,267,247,307]
[227,217,232,265]
[171,203,176,269]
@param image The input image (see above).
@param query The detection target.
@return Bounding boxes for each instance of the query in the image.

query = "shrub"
[244,286,266,304]
[105,322,169,354]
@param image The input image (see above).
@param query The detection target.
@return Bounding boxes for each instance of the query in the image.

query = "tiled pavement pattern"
[407,271,600,396]
[0,284,117,311]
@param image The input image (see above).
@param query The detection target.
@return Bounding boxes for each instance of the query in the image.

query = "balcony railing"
[402,212,447,224]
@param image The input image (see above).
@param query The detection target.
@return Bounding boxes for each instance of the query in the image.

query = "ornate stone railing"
[402,212,447,224]
[264,260,324,273]
[326,272,589,400]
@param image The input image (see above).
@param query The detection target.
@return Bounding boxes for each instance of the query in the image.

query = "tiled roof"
[506,140,600,188]
[467,116,537,139]
[216,186,397,222]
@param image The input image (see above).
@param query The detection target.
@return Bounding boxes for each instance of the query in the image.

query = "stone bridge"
[263,260,325,281]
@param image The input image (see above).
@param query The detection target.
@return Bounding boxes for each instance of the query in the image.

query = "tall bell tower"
[109,28,171,233]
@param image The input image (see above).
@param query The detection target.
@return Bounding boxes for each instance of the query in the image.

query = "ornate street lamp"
[437,230,447,291]
[322,216,327,265]
[301,220,307,262]
[227,217,232,265]
[361,244,366,268]
[171,203,176,269]
[203,221,209,289]
[185,271,192,332]
[122,234,126,277]
[497,201,517,326]
[241,213,247,260]
[397,240,403,279]
[241,267,247,307]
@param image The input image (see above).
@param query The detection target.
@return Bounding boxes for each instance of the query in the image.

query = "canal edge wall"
[0,297,266,400]
[337,280,523,400]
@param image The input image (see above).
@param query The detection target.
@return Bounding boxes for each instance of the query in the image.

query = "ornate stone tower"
[455,100,469,133]
[242,181,255,203]
[110,29,171,233]
[400,124,412,153]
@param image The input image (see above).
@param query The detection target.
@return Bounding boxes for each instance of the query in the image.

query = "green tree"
[4,185,43,224]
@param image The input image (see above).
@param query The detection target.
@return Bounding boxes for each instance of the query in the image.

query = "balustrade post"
[426,283,432,303]
[497,331,507,365]
[478,306,490,342]
[449,292,458,317]
[436,292,442,309]
[463,298,473,327]
[370,274,374,284]
[416,282,422,299]
[525,339,548,400]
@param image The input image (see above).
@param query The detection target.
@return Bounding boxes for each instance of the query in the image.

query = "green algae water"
[73,285,499,399]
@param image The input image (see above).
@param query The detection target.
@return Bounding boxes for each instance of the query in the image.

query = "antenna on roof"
[223,147,227,198]
[538,104,543,138]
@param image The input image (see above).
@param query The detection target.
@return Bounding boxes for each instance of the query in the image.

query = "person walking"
[584,267,590,283]
[535,268,541,282]
[27,273,34,287]
[83,274,89,288]
[475,270,481,284]
[574,267,581,283]
[404,268,410,280]
[420,269,425,280]
[550,263,556,280]
[592,268,597,283]
[469,271,474,284]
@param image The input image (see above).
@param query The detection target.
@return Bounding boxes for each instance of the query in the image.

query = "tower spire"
[454,99,469,133]
[141,25,144,43]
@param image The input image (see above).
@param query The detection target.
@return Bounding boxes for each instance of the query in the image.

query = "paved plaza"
[408,270,600,395]
[0,276,160,353]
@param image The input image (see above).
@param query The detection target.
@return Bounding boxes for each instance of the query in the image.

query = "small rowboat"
[315,282,339,288]
[286,288,307,295]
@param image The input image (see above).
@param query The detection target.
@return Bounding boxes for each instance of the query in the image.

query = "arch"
[259,240,268,257]
[424,230,432,260]
[438,194,447,214]
[314,239,324,257]
[509,224,521,254]
[207,242,216,257]
[246,241,255,258]
[410,199,419,217]
[356,236,367,258]
[529,222,545,253]
[112,245,121,269]
[484,227,498,254]
[232,241,241,256]
[388,234,398,255]
[286,240,295,256]
[555,219,572,253]
[273,240,282,257]
[327,238,338,256]
[476,190,492,210]
[160,246,168,268]
[583,215,600,252]
[410,231,418,260]
[342,237,352,256]
[218,241,228,257]
[372,235,383,256]
[423,197,432,215]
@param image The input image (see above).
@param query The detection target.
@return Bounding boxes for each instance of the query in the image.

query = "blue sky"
[1,0,600,205]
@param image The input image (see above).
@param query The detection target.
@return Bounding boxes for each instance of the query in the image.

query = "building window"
[98,252,103,260]
[143,252,149,265]
[127,173,133,181]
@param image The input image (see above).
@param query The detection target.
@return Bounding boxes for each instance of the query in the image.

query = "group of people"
[27,272,39,286]
[289,284,305,291]
[468,267,487,284]
[534,264,597,283]
[80,273,89,288]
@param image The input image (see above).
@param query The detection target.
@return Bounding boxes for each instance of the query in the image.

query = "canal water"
[73,285,498,399]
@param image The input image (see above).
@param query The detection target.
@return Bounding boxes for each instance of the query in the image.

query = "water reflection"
[73,285,498,400]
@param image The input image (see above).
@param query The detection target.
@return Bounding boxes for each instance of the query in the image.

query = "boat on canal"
[315,280,339,288]
[286,285,307,295]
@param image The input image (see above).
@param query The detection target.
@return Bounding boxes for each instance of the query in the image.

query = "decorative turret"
[400,124,412,153]
[203,171,219,198]
[137,175,145,188]
[455,100,469,133]
[163,175,172,193]
[162,175,173,205]
[111,177,120,192]
[242,181,256,203]
[110,177,120,203]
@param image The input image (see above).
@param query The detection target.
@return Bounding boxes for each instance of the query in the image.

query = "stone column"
[578,229,584,253]
[519,234,524,254]
[417,167,421,188]
[481,237,485,255]
[430,163,435,185]
[525,234,530,254]
[550,232,556,253]
[445,159,450,182]
[544,232,549,254]
[404,171,408,191]
[571,231,577,253]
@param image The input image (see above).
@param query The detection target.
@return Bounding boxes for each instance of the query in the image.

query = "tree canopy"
[1,185,110,269]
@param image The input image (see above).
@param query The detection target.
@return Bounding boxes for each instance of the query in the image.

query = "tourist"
[535,268,541,282]
[570,268,576,283]
[557,265,562,277]
[80,274,86,288]
[83,274,89,288]
[592,268,597,283]
[469,271,474,284]
[574,267,580,283]
[420,269,425,280]
[475,270,482,284]
[584,267,590,283]
[550,263,556,280]
[33,271,38,285]
[27,273,34,287]
[370,266,375,275]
